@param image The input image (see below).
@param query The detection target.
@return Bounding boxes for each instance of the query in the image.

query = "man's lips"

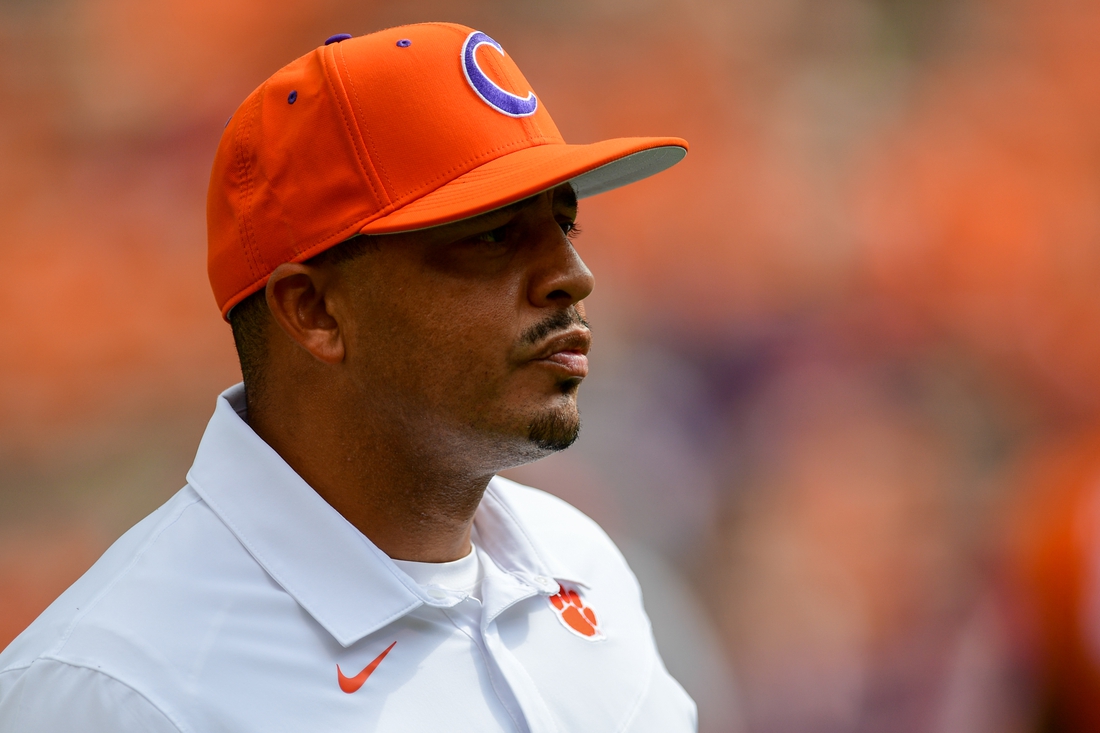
[541,351,589,376]
[528,328,591,379]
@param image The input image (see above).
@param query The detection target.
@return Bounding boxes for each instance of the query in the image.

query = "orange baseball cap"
[207,22,688,318]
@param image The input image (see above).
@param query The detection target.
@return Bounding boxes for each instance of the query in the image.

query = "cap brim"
[358,137,687,235]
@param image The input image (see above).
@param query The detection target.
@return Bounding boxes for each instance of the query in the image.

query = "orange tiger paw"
[548,587,604,640]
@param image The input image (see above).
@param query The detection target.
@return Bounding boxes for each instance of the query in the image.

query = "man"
[0,22,692,732]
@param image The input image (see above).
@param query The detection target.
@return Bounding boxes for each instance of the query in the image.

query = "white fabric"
[392,542,484,602]
[0,384,696,733]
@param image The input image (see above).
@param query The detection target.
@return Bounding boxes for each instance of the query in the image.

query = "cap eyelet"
[287,90,298,104]
[396,39,412,48]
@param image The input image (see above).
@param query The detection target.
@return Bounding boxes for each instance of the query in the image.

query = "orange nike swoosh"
[336,641,397,693]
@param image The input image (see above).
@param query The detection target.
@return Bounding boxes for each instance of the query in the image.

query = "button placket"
[482,620,561,733]
[441,600,531,733]
[474,559,563,733]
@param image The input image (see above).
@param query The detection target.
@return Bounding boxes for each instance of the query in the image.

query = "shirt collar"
[475,482,590,591]
[185,384,587,647]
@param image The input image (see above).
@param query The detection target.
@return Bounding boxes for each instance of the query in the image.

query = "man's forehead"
[554,184,579,210]
[498,184,578,217]
[430,183,577,235]
[362,183,578,249]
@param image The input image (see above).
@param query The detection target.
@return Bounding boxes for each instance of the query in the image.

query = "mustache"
[520,308,590,347]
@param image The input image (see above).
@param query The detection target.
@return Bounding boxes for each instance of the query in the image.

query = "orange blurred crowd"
[5,0,1100,730]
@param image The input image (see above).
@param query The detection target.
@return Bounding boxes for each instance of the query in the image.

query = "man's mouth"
[530,328,591,379]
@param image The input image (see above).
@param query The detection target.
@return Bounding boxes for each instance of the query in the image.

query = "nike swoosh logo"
[336,641,397,693]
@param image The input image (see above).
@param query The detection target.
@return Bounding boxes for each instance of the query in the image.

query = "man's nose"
[527,227,595,308]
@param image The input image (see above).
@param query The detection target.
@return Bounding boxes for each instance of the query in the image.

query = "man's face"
[330,183,593,470]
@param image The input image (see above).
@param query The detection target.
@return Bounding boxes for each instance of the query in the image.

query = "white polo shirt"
[0,385,696,732]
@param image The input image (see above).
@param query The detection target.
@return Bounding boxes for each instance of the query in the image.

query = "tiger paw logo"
[548,586,605,640]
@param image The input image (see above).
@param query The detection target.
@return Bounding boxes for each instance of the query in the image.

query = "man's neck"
[245,393,490,563]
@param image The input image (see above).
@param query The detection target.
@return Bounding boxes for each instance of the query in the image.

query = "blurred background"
[5,0,1100,730]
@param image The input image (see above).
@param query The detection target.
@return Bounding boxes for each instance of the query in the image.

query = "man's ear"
[265,262,345,365]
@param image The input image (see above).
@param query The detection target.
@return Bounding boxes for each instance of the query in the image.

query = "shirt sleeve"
[621,657,699,733]
[0,658,182,733]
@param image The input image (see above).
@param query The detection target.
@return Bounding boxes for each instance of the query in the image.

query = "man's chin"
[527,405,581,452]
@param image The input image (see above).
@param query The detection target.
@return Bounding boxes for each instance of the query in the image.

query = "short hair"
[229,235,379,407]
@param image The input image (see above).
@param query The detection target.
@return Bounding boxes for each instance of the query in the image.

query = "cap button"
[325,33,352,45]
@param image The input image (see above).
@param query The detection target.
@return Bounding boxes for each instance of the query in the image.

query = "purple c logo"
[461,31,538,118]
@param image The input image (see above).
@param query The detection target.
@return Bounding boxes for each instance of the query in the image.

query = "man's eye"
[560,221,581,239]
[476,226,508,244]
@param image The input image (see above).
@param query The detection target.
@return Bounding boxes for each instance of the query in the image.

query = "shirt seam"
[0,662,30,676]
[19,657,187,733]
[47,493,204,659]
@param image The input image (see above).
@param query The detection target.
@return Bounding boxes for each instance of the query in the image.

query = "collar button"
[534,576,558,593]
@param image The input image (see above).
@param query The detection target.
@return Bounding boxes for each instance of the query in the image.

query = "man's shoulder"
[0,656,183,732]
[1,488,199,666]
[0,484,275,721]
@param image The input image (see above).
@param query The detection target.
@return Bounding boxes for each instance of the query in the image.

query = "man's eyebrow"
[496,197,535,217]
[476,185,578,224]
[556,186,578,211]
